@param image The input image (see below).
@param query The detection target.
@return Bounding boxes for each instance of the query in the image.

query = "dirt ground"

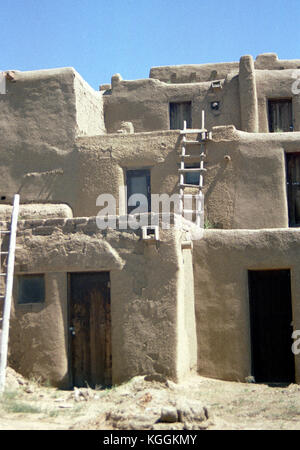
[0,368,300,430]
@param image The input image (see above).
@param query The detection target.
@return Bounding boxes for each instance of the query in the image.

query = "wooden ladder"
[179,111,212,227]
[0,194,20,393]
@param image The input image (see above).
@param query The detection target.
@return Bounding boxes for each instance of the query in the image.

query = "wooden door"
[286,153,300,226]
[248,270,295,383]
[69,272,111,388]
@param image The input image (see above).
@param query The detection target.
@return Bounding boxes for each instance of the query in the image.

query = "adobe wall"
[0,124,297,230]
[75,131,181,217]
[1,125,297,229]
[193,229,300,383]
[204,126,294,229]
[74,71,106,136]
[103,74,241,133]
[0,130,180,215]
[6,218,194,387]
[150,53,300,83]
[0,67,106,207]
[0,67,105,151]
[256,69,300,132]
[104,53,300,134]
[0,68,78,152]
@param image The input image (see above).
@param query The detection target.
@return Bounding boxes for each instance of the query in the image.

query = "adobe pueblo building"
[0,52,300,388]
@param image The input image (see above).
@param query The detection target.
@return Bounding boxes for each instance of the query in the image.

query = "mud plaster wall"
[105,54,300,135]
[75,127,296,230]
[0,68,77,151]
[74,73,106,136]
[0,125,298,230]
[256,70,300,132]
[193,229,300,383]
[149,54,300,83]
[75,131,181,217]
[103,76,241,134]
[203,127,300,229]
[8,219,190,386]
[0,68,105,206]
[178,246,197,377]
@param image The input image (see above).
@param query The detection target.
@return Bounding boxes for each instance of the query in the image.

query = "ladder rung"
[180,183,201,188]
[0,252,8,255]
[179,168,207,173]
[0,231,10,234]
[0,273,6,276]
[180,193,202,198]
[180,129,207,134]
[179,153,206,159]
[183,209,201,214]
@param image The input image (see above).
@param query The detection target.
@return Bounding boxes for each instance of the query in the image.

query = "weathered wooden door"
[248,270,295,383]
[286,153,300,226]
[69,272,111,388]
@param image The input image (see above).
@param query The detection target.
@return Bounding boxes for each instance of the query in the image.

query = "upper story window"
[126,169,151,214]
[268,99,293,132]
[286,153,300,227]
[169,102,192,130]
[18,274,45,304]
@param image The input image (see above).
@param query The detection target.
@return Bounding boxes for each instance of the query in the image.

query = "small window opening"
[126,169,151,214]
[268,99,293,132]
[169,102,192,130]
[286,153,300,227]
[18,274,45,304]
[184,163,200,185]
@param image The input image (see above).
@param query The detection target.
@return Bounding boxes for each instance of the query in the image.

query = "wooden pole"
[0,194,19,394]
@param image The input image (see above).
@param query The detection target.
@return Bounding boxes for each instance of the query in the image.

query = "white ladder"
[0,194,20,393]
[179,111,211,227]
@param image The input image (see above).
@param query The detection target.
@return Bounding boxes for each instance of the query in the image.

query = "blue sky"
[1,0,300,89]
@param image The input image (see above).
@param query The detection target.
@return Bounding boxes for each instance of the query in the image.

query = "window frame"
[126,168,151,214]
[184,163,200,186]
[17,274,45,305]
[169,101,192,130]
[268,98,293,132]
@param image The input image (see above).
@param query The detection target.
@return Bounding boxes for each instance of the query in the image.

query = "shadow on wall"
[18,169,65,201]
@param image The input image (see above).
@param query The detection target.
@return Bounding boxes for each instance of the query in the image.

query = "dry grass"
[1,371,300,430]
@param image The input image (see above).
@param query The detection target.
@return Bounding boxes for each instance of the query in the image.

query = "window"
[126,169,151,214]
[184,163,200,186]
[268,99,293,132]
[18,274,45,304]
[286,153,300,226]
[169,102,192,130]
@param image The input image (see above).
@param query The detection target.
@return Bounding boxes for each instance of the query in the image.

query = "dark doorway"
[69,272,111,388]
[286,153,300,227]
[248,269,295,383]
[268,99,293,132]
[126,169,151,214]
[169,101,192,129]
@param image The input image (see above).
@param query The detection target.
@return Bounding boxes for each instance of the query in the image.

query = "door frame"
[248,268,295,383]
[67,271,111,388]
